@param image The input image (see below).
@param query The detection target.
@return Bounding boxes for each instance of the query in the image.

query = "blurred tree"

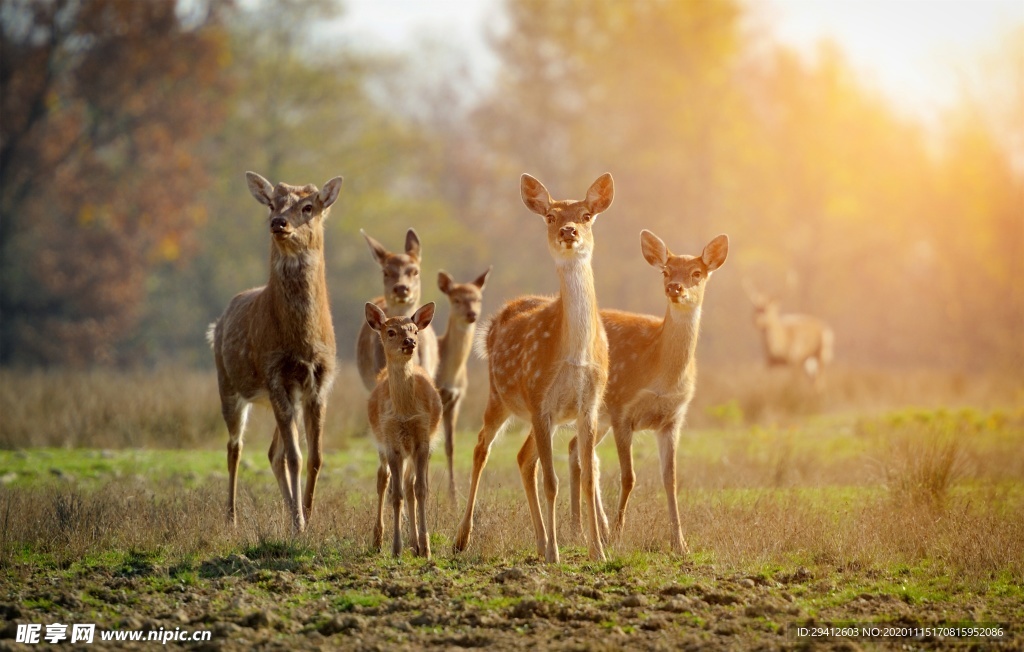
[136,0,474,365]
[0,0,231,365]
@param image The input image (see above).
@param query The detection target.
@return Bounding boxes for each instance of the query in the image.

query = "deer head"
[366,302,436,360]
[438,267,491,326]
[641,230,729,307]
[246,171,342,255]
[742,280,779,329]
[362,229,422,308]
[521,173,614,265]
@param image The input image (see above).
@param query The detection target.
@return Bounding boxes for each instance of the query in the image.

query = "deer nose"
[393,285,410,297]
[270,216,288,232]
[667,282,683,297]
[402,337,416,349]
[466,311,477,323]
[560,225,578,240]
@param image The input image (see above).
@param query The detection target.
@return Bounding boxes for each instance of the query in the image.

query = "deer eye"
[692,270,703,280]
[301,204,313,215]
[581,213,592,222]
[545,214,556,224]
[410,268,419,277]
[662,269,669,278]
[386,329,396,338]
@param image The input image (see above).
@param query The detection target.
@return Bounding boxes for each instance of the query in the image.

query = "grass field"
[1,366,1022,650]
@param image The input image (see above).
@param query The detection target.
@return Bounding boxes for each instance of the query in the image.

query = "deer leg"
[374,454,389,552]
[440,388,460,500]
[613,421,636,535]
[577,412,606,562]
[302,397,326,524]
[516,433,546,560]
[223,398,250,527]
[388,452,404,557]
[270,396,304,534]
[268,427,291,513]
[567,435,581,535]
[531,415,560,564]
[404,461,418,556]
[453,395,509,553]
[657,425,689,555]
[415,443,431,558]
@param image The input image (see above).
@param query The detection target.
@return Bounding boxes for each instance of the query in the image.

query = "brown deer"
[365,301,442,558]
[208,171,342,534]
[454,173,614,563]
[435,267,492,499]
[355,229,439,391]
[567,230,729,554]
[743,280,834,389]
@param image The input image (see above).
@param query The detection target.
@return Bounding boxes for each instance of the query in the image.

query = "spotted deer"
[208,171,342,534]
[565,230,728,554]
[355,229,439,391]
[365,302,442,558]
[743,280,834,389]
[435,267,492,498]
[454,173,614,563]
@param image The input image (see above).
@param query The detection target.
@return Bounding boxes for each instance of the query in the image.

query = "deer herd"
[208,170,833,562]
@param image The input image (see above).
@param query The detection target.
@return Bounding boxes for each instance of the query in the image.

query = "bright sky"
[336,0,1024,121]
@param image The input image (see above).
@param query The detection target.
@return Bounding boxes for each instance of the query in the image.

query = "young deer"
[355,229,439,391]
[567,230,728,554]
[743,281,834,389]
[208,171,342,534]
[454,173,614,563]
[435,267,492,499]
[365,302,442,558]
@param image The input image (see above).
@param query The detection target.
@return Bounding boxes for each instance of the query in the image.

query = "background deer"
[567,230,729,554]
[355,229,439,391]
[743,280,834,389]
[365,302,442,558]
[208,171,342,534]
[435,267,491,499]
[454,173,614,563]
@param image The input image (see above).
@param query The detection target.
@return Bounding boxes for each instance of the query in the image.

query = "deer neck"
[385,297,418,319]
[268,246,329,336]
[556,257,601,366]
[385,356,418,414]
[438,319,474,385]
[656,302,702,380]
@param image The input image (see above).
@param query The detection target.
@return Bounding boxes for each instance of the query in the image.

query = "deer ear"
[405,229,421,261]
[585,173,614,215]
[438,271,454,295]
[365,302,387,331]
[361,230,389,266]
[316,176,343,212]
[473,266,492,290]
[702,234,729,272]
[640,230,669,267]
[412,302,435,330]
[521,174,552,215]
[246,172,274,207]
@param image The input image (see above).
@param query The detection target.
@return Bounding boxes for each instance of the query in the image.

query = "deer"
[435,267,492,499]
[365,301,442,558]
[743,280,834,389]
[566,230,729,555]
[207,171,342,534]
[355,229,439,392]
[454,173,615,563]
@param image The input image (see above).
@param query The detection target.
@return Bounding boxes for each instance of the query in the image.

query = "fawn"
[355,229,439,391]
[435,268,492,499]
[365,301,442,558]
[208,171,342,534]
[567,230,729,554]
[454,173,614,563]
[743,280,834,389]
